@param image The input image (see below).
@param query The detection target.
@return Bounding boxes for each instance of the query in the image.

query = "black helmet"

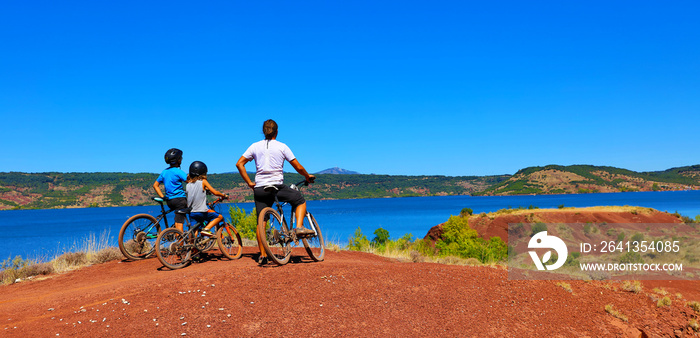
[189,161,208,177]
[164,148,183,165]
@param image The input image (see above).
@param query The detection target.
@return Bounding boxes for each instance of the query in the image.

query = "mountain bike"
[118,197,187,260]
[257,179,325,265]
[155,196,243,269]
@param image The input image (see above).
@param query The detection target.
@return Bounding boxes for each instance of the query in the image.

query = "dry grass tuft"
[656,296,672,307]
[556,282,573,293]
[621,280,643,293]
[604,304,628,322]
[688,301,700,313]
[93,247,123,264]
[2,230,125,285]
[410,250,425,263]
[325,242,342,253]
[599,283,618,291]
[690,319,700,332]
[652,287,668,296]
[53,252,88,273]
[1,258,55,285]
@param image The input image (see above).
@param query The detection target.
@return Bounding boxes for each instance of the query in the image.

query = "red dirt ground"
[1,246,700,337]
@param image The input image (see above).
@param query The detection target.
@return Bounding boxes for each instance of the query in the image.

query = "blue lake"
[2,190,700,262]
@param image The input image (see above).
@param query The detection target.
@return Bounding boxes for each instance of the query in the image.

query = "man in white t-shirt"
[236,119,316,264]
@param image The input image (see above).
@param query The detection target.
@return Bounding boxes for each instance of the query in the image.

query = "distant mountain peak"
[316,167,360,175]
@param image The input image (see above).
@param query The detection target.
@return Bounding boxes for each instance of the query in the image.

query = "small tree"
[460,207,473,217]
[372,227,390,247]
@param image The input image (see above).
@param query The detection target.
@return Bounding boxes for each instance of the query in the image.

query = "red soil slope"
[1,247,699,337]
[426,207,685,244]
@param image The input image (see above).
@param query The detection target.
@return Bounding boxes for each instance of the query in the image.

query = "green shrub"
[229,205,257,240]
[348,227,370,251]
[413,239,435,256]
[531,223,547,236]
[565,252,581,267]
[435,216,507,263]
[386,233,414,252]
[619,251,643,264]
[617,231,625,242]
[583,223,591,234]
[631,232,644,243]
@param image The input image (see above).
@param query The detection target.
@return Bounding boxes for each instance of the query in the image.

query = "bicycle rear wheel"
[257,207,291,265]
[156,228,191,270]
[302,213,325,262]
[118,214,160,260]
[217,223,243,259]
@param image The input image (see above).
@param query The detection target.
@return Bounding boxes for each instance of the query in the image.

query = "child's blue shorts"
[190,211,220,224]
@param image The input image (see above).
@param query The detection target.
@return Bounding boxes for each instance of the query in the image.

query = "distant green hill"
[2,165,698,210]
[0,172,507,210]
[477,164,700,196]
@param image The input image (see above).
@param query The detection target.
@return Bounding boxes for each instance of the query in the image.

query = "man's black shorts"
[166,197,188,224]
[253,184,305,216]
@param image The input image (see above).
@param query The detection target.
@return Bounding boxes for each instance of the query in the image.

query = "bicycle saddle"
[175,207,192,214]
[263,185,279,192]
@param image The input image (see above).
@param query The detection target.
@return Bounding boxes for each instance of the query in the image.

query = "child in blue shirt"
[153,148,188,232]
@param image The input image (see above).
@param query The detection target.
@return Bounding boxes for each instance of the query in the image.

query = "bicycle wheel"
[217,223,243,260]
[302,213,325,262]
[257,207,291,265]
[118,214,160,260]
[156,228,191,270]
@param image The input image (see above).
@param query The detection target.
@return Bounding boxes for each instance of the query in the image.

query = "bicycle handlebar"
[295,177,315,187]
[208,194,229,207]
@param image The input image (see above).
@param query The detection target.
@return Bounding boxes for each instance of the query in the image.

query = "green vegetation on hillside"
[2,164,700,209]
[348,215,507,264]
[0,172,508,210]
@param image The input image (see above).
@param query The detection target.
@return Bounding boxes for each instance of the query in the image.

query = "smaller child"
[153,148,188,233]
[186,160,228,237]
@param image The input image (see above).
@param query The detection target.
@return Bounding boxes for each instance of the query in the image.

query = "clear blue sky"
[1,1,699,176]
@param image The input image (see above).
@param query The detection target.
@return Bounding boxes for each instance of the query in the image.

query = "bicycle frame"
[268,180,317,239]
[256,178,324,265]
[166,196,229,255]
[185,196,228,232]
[153,195,226,232]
